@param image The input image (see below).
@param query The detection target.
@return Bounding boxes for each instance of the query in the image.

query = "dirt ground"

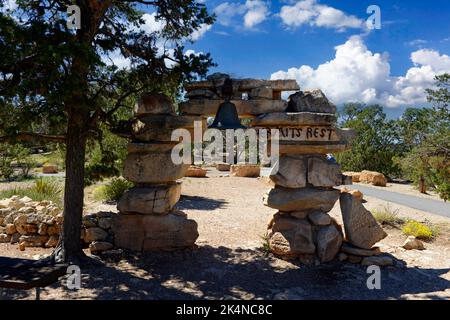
[1,168,449,300]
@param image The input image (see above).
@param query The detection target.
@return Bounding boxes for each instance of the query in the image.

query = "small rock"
[361,255,394,266]
[19,235,48,247]
[5,223,16,235]
[47,224,60,236]
[89,241,113,253]
[402,236,425,250]
[338,253,348,261]
[19,242,25,251]
[20,196,33,204]
[98,218,113,230]
[84,227,108,243]
[216,163,231,171]
[45,235,59,247]
[0,234,12,243]
[316,224,342,262]
[38,223,48,235]
[10,233,20,244]
[308,211,332,226]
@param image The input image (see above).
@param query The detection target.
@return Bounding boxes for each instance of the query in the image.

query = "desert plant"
[96,178,134,202]
[260,233,271,257]
[33,178,62,196]
[0,179,63,207]
[372,205,405,227]
[402,220,435,240]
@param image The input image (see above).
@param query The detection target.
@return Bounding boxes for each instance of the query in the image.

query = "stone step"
[117,183,181,215]
[113,212,198,252]
[263,187,340,212]
[123,152,189,184]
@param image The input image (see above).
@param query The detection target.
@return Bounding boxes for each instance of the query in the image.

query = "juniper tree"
[0,0,214,263]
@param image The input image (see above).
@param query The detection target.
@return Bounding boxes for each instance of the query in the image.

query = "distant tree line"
[336,74,450,201]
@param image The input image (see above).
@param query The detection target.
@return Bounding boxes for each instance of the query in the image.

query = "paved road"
[348,184,450,218]
[260,167,450,218]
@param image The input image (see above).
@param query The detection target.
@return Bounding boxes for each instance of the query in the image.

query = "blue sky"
[180,0,450,110]
[5,0,448,111]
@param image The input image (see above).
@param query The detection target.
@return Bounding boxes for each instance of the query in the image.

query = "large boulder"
[84,227,108,243]
[135,93,175,116]
[343,172,360,182]
[307,156,342,187]
[230,164,260,177]
[185,166,207,177]
[339,193,387,249]
[286,89,336,114]
[316,224,342,262]
[117,183,181,215]
[269,155,306,188]
[268,216,315,255]
[359,170,387,186]
[113,212,198,251]
[216,162,231,171]
[264,187,339,212]
[123,152,189,184]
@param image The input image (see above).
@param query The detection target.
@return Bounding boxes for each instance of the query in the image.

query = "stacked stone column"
[113,93,199,252]
[254,90,352,263]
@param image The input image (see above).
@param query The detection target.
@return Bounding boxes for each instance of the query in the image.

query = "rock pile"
[259,90,352,263]
[115,93,199,252]
[343,170,387,186]
[82,211,116,254]
[0,196,118,254]
[0,196,62,248]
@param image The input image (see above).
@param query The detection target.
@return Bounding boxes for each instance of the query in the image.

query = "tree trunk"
[53,109,89,264]
[419,175,426,194]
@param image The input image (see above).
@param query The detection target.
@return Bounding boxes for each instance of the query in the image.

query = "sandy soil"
[1,168,449,300]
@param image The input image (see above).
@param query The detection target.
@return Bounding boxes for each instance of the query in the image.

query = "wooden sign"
[259,126,339,142]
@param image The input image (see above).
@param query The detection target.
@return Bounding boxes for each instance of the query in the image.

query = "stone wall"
[0,196,116,254]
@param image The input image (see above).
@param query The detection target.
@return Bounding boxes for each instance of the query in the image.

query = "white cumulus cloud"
[279,0,363,31]
[271,36,450,107]
[214,0,269,29]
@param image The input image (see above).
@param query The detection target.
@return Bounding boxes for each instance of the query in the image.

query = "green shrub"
[0,178,63,207]
[372,205,405,227]
[402,220,435,240]
[95,177,133,202]
[34,178,62,196]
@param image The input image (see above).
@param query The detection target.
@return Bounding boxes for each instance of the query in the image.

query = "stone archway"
[111,74,387,264]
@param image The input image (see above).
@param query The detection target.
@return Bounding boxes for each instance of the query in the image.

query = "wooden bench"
[0,257,67,300]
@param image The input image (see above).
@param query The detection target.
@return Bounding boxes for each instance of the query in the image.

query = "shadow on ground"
[176,195,228,211]
[2,246,449,300]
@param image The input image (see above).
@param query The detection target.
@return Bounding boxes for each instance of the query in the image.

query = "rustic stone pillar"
[113,93,200,252]
[254,90,354,264]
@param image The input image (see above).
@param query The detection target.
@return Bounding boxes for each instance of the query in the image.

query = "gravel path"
[348,184,450,218]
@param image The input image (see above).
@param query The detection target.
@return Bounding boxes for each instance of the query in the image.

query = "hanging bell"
[208,99,246,129]
[208,78,246,130]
